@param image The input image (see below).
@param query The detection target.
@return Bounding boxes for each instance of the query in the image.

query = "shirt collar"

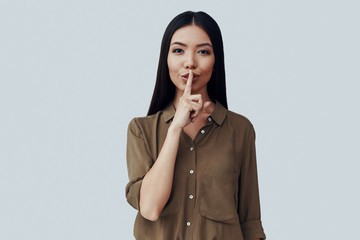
[162,102,176,123]
[162,100,227,125]
[210,100,227,125]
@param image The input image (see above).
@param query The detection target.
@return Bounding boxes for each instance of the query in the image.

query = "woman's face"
[167,25,215,95]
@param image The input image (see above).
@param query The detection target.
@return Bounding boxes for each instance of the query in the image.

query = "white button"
[190,147,194,151]
[189,195,194,199]
[208,117,212,121]
[200,130,205,134]
[187,221,191,226]
[189,169,194,174]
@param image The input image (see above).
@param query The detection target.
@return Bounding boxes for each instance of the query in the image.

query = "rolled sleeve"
[238,125,266,240]
[125,118,153,210]
[241,220,266,240]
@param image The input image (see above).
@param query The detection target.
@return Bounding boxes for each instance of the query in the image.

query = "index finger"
[183,70,193,96]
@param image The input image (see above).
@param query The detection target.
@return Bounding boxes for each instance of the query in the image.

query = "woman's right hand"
[171,70,205,130]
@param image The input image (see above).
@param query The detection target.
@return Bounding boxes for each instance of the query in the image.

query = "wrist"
[168,123,182,136]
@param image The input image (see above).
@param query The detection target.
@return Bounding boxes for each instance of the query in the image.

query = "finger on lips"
[183,70,193,96]
[179,70,209,124]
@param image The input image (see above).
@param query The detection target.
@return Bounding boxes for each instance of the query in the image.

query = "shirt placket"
[185,117,213,239]
[185,143,196,237]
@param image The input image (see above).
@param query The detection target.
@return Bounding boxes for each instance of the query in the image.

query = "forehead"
[170,25,212,44]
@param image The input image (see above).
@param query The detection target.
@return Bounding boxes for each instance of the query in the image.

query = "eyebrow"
[171,41,213,48]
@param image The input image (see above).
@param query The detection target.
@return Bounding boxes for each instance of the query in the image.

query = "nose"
[184,53,197,69]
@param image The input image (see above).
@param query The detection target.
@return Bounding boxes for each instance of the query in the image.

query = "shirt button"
[189,169,194,174]
[190,147,194,151]
[187,221,191,226]
[200,130,205,134]
[208,117,212,121]
[189,195,194,199]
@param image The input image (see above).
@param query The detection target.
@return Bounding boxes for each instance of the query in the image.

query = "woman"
[126,11,266,240]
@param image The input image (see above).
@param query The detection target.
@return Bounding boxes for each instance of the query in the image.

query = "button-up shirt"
[125,101,266,240]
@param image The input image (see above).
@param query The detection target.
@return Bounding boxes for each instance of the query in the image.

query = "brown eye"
[199,50,210,55]
[172,49,183,53]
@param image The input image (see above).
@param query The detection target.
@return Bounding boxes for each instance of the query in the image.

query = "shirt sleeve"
[125,118,153,210]
[238,124,266,240]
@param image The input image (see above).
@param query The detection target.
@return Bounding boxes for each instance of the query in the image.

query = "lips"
[181,72,200,81]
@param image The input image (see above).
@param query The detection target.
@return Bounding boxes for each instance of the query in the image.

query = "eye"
[172,48,184,53]
[198,50,210,55]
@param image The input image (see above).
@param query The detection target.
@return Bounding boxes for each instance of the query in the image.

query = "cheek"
[167,56,178,73]
[167,57,172,72]
[202,58,215,74]
[167,57,178,83]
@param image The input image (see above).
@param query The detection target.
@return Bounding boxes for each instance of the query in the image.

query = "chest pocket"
[198,168,239,223]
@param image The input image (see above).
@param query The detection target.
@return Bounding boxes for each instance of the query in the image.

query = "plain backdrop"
[1,0,359,239]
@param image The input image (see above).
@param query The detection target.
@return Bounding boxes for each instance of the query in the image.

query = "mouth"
[181,72,200,81]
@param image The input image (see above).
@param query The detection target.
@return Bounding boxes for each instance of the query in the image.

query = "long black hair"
[147,11,227,116]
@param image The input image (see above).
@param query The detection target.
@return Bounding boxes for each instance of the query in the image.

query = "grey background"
[1,0,359,239]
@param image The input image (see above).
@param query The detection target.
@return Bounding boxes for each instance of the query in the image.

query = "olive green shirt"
[125,101,266,240]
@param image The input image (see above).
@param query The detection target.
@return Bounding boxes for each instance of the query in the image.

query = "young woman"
[126,11,266,240]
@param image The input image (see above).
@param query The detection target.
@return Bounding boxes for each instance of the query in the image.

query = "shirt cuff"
[126,179,143,210]
[241,220,266,240]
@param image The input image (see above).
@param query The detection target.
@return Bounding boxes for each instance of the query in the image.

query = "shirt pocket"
[198,170,238,224]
